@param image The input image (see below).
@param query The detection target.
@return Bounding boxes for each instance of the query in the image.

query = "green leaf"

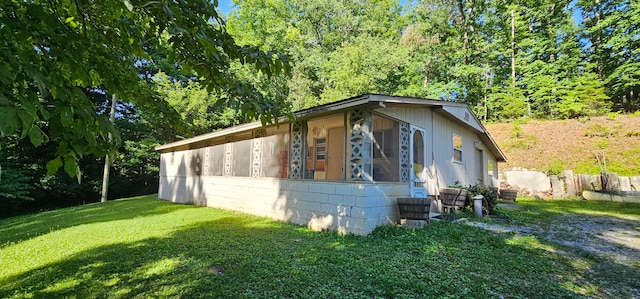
[84,130,97,147]
[16,110,34,138]
[28,126,45,146]
[0,92,11,106]
[63,154,79,179]
[60,107,74,128]
[0,106,20,136]
[123,0,133,11]
[46,157,63,175]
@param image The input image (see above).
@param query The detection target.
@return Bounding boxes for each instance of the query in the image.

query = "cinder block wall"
[158,175,408,235]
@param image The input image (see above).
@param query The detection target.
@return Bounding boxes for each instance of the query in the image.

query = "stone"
[563,170,577,196]
[504,170,551,193]
[577,174,593,192]
[604,172,620,192]
[592,175,602,191]
[619,176,632,192]
[550,175,565,199]
[630,176,640,191]
[533,191,551,200]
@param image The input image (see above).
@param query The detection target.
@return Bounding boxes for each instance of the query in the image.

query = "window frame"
[453,133,463,164]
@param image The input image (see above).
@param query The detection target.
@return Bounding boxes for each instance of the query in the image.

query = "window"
[260,126,290,178]
[314,137,326,171]
[453,134,463,163]
[372,114,400,182]
[373,130,394,159]
[209,144,225,176]
[233,139,252,177]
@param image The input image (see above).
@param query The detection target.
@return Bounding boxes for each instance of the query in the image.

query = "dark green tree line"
[226,0,634,119]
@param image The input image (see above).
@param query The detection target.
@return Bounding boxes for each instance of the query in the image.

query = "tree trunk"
[101,94,117,203]
[511,9,516,88]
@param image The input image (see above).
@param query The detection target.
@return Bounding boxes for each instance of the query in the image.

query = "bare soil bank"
[485,114,640,176]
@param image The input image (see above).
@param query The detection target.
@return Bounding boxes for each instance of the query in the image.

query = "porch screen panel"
[233,139,252,177]
[307,114,346,180]
[261,126,290,178]
[209,144,225,176]
[188,148,205,176]
[372,114,400,182]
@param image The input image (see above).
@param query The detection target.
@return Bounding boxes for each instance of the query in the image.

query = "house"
[155,94,506,235]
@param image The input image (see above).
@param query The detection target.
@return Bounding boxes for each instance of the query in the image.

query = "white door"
[410,125,427,197]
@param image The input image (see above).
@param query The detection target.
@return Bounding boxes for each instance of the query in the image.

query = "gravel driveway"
[466,208,640,298]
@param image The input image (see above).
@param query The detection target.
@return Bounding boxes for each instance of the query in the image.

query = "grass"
[1,195,637,298]
[496,197,640,226]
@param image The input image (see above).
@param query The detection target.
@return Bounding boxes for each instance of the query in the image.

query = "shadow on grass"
[1,213,625,298]
[0,195,189,246]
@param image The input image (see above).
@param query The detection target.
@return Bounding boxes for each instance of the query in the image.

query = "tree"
[227,0,407,109]
[0,0,289,178]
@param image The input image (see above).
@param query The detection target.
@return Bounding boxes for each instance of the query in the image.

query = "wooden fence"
[550,170,640,198]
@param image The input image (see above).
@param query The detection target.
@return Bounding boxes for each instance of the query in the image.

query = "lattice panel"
[252,138,262,178]
[349,109,372,181]
[186,150,193,176]
[290,121,304,179]
[224,143,233,176]
[399,122,410,182]
[204,147,210,176]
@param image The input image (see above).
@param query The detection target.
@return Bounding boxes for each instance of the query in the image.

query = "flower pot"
[500,189,518,201]
[397,197,431,220]
[439,188,468,208]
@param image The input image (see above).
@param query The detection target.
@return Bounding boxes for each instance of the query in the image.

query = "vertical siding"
[442,106,484,132]
[378,107,470,187]
[378,106,496,188]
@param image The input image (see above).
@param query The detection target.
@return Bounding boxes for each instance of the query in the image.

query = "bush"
[584,124,611,137]
[465,184,498,215]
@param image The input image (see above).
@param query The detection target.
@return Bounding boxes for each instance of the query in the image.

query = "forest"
[1,0,638,216]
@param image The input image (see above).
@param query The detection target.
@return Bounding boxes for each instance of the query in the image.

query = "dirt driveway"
[467,208,640,298]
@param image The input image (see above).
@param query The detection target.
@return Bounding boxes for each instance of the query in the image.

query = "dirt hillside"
[485,114,640,176]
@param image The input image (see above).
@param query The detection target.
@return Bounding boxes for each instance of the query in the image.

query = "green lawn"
[0,195,636,298]
[496,197,640,225]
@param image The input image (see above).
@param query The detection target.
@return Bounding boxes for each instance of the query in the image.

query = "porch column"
[399,122,410,182]
[224,142,233,176]
[251,129,264,178]
[290,121,306,179]
[349,108,372,181]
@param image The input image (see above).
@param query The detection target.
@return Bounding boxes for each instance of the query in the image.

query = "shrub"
[465,184,498,215]
[546,158,564,176]
[510,124,524,138]
[511,135,537,150]
[606,112,620,120]
[626,130,640,137]
[584,124,611,137]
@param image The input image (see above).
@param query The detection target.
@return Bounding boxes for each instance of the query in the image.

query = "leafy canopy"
[0,0,289,178]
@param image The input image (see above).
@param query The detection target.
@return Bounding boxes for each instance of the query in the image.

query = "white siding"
[376,106,498,189]
[442,106,485,132]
